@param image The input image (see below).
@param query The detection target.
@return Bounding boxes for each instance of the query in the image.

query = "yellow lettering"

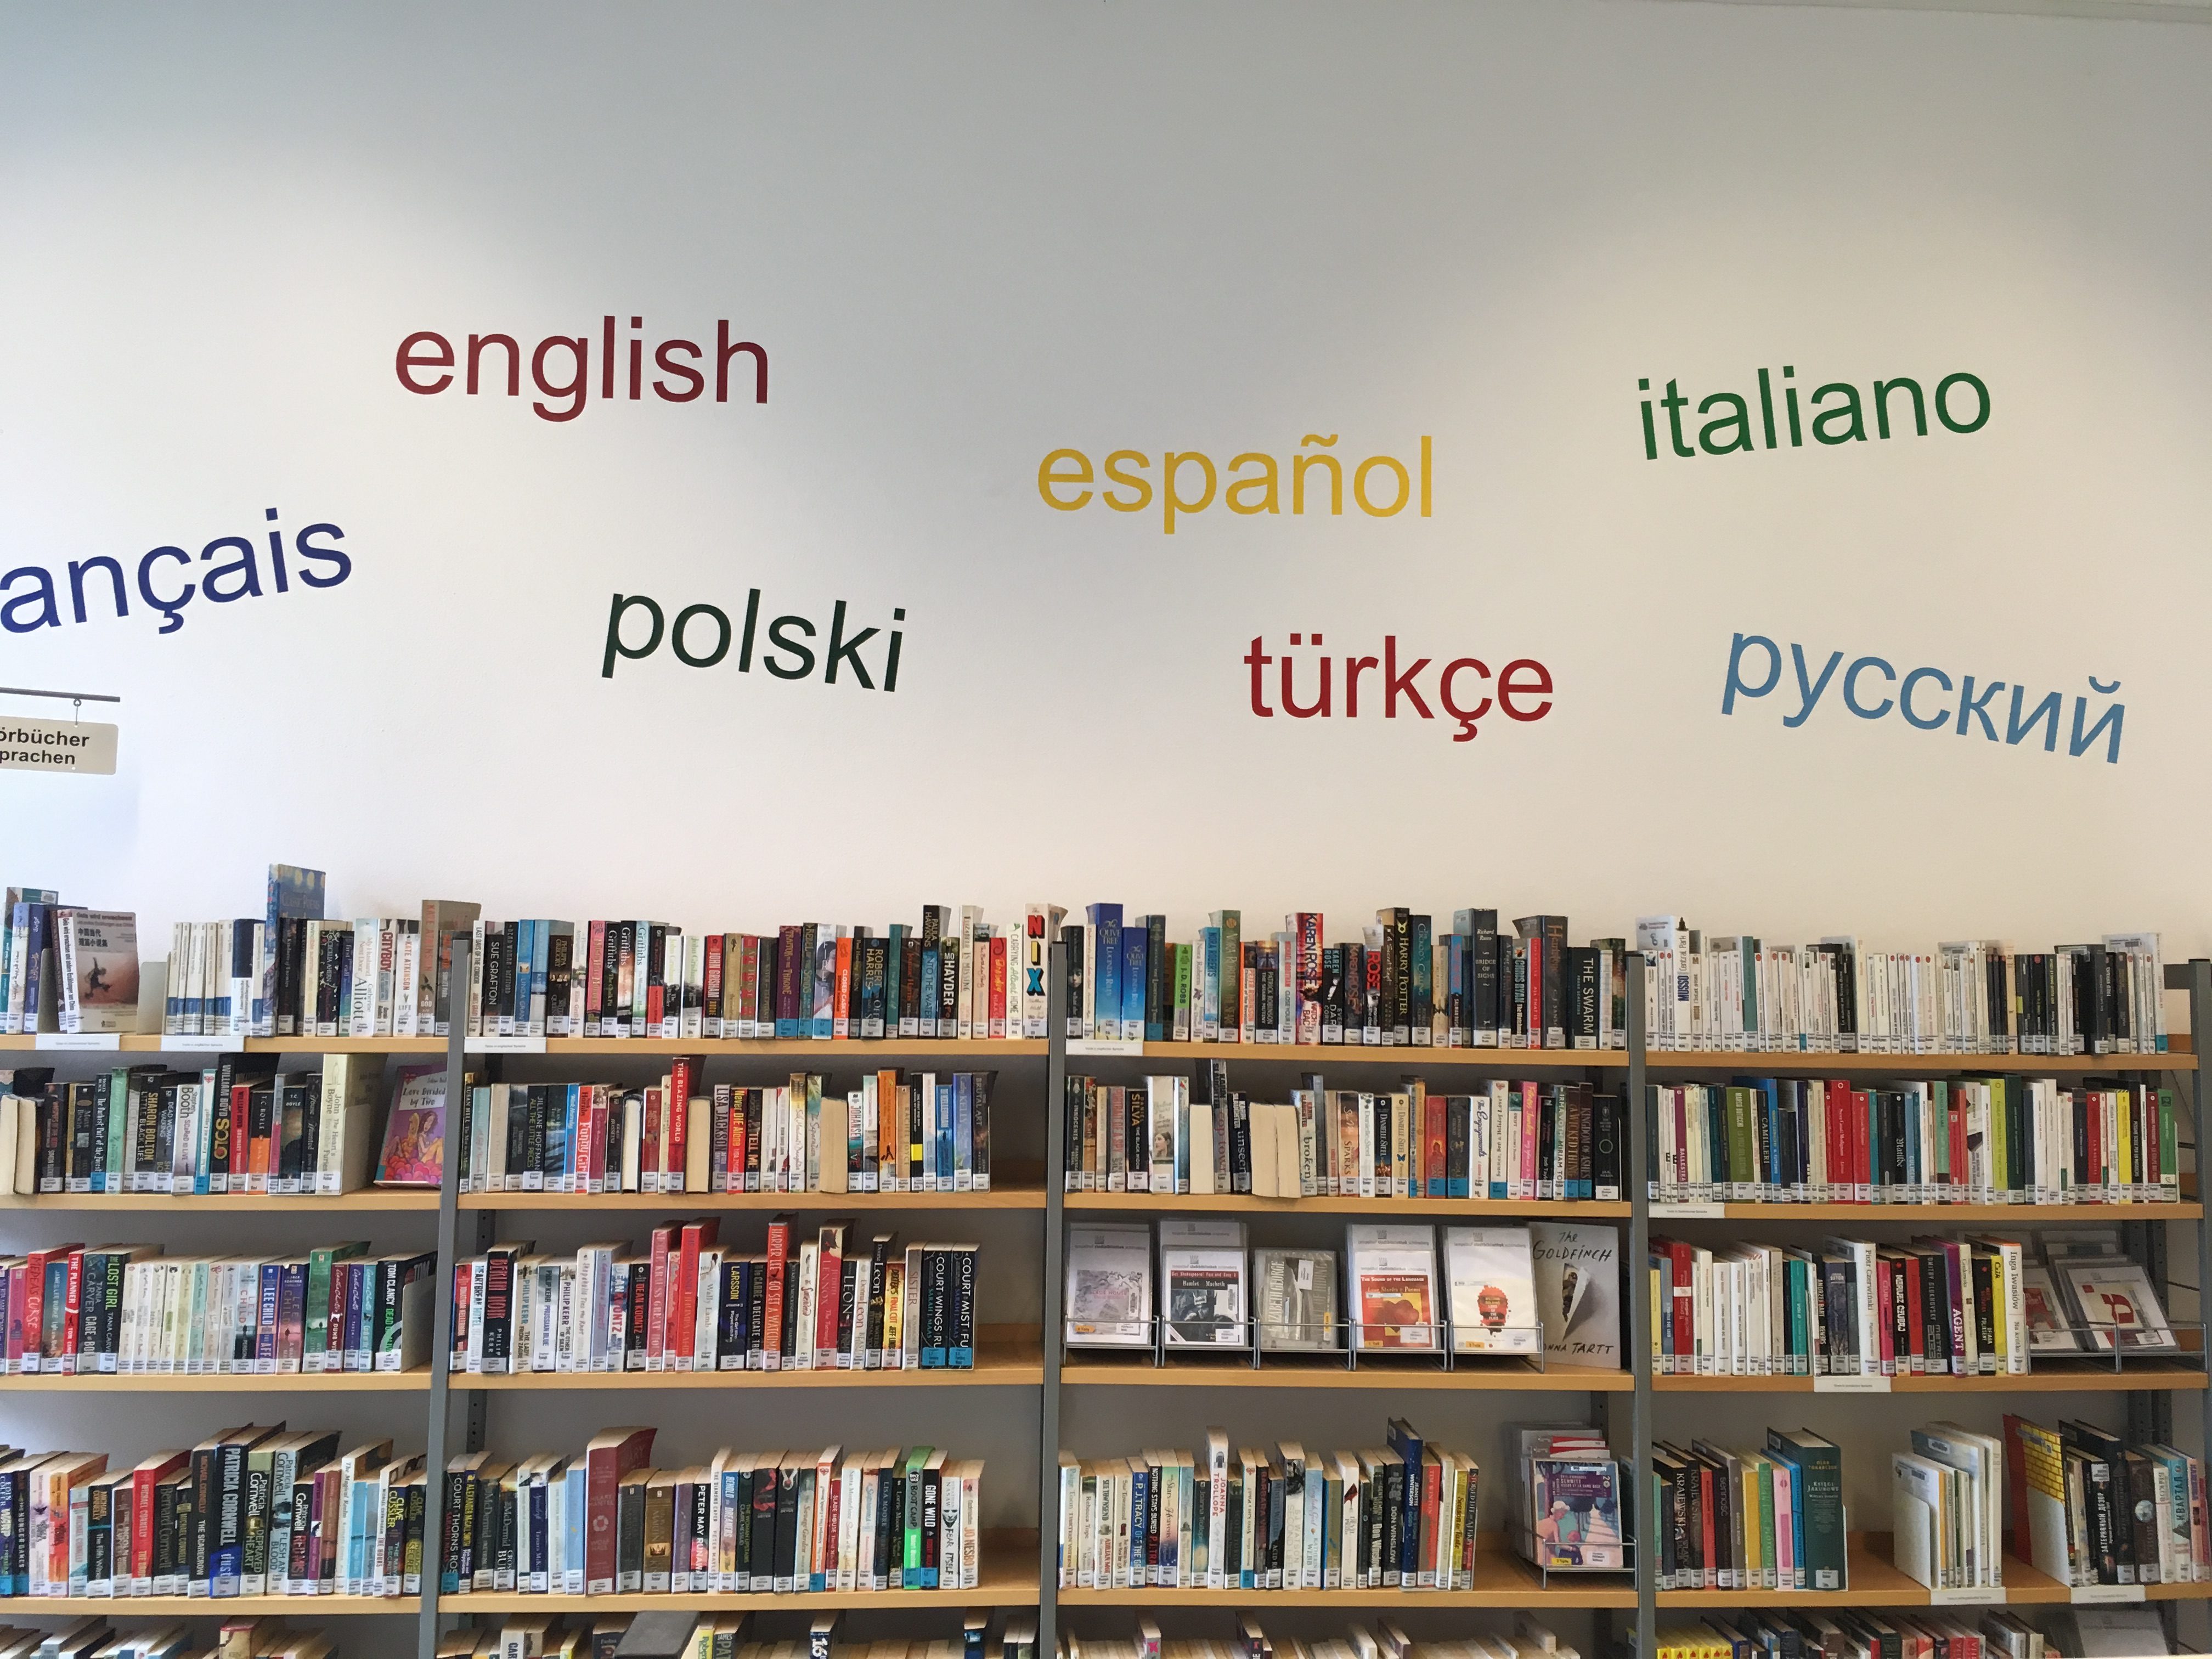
[1224,453,1279,515]
[1353,454,1409,516]
[1102,450,1153,513]
[1163,452,1217,535]
[1037,449,1093,510]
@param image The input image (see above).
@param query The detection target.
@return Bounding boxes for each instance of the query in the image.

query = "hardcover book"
[1443,1226,1539,1355]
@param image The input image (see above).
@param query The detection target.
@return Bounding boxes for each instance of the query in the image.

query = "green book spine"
[1214,912,1241,1036]
[105,1069,127,1191]
[2161,1087,2179,1198]
[1728,1088,1754,1190]
[1173,945,1192,1034]
[1986,1077,2008,1198]
[1788,1259,1808,1375]
[1756,1458,1776,1587]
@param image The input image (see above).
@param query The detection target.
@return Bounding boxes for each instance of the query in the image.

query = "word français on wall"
[1638,366,1989,457]
[1245,634,1552,742]
[1,512,352,637]
[1039,436,1432,533]
[396,317,768,423]
[602,591,905,691]
[1723,632,2123,764]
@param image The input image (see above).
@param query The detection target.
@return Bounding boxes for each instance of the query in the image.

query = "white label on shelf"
[1814,1372,1891,1393]
[2070,1582,2146,1604]
[1067,1038,1144,1057]
[466,1035,547,1054]
[34,1032,120,1051]
[1930,1586,2005,1605]
[168,1034,238,1052]
[1651,1201,1726,1218]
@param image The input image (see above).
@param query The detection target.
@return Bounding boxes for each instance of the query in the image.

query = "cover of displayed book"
[1065,1224,1152,1347]
[2057,1259,2174,1350]
[376,1060,448,1187]
[1347,1223,1437,1352]
[1531,1459,1625,1568]
[1255,1247,1338,1352]
[1531,1220,1620,1369]
[1160,1218,1246,1346]
[58,908,137,1033]
[1443,1225,1539,1355]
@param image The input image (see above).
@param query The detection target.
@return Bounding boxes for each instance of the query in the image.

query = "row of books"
[2006,1414,2208,1587]
[444,1616,1036,1659]
[0,1058,383,1197]
[442,1430,981,1596]
[0,1620,335,1659]
[2,893,140,1037]
[1064,1221,1620,1364]
[1073,1615,1575,1659]
[1634,920,2168,1057]
[0,1431,421,1600]
[1651,1428,1844,1592]
[1888,1425,2004,1592]
[452,1222,979,1375]
[460,1069,997,1196]
[0,1242,435,1377]
[1064,909,1624,1052]
[1647,1079,2180,1207]
[1064,1069,1622,1201]
[1651,1229,2174,1377]
[1053,1420,1472,1590]
[1647,1610,2021,1659]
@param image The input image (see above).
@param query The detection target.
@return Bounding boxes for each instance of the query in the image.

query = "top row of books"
[0,874,2176,1058]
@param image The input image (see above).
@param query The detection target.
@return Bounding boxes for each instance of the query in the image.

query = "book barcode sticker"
[1067,1037,1144,1057]
[1651,1201,1726,1218]
[1813,1372,1890,1393]
[35,1032,120,1051]
[466,1035,547,1054]
[1930,1586,2004,1605]
[2071,1583,2146,1604]
[168,1034,236,1052]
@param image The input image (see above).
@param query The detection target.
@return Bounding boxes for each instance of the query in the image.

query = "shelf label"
[1067,1037,1144,1057]
[1814,1372,1891,1393]
[2070,1582,2146,1604]
[1930,1586,2004,1605]
[1651,1201,1726,1218]
[34,1032,120,1051]
[168,1034,240,1052]
[466,1035,548,1054]
[0,717,117,776]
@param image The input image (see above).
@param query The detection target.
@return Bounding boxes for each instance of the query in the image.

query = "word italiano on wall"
[1639,368,1988,457]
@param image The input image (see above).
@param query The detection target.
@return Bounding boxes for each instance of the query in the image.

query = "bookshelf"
[5,944,2207,1659]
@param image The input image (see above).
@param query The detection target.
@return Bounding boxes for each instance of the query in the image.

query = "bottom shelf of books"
[1657,1531,2204,1610]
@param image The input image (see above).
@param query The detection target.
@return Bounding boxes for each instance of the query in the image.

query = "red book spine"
[1948,1088,1967,1197]
[4,1262,24,1371]
[2087,1091,2103,1192]
[1669,1239,1695,1370]
[704,934,724,1031]
[667,1060,692,1192]
[1877,1258,1896,1374]
[815,1231,842,1359]
[989,936,1008,1039]
[61,1249,83,1374]
[20,1249,51,1373]
[673,1223,702,1365]
[763,1220,789,1371]
[640,1086,663,1191]
[1424,1089,1446,1197]
[646,1224,673,1369]
[833,936,854,1039]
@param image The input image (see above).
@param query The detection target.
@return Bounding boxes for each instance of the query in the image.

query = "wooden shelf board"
[466,1183,1045,1213]
[1063,1357,1630,1391]
[444,1530,1038,1612]
[0,1368,432,1392]
[0,1190,437,1212]
[0,1593,416,1613]
[1655,1532,2212,1607]
[465,1339,1042,1390]
[1059,1537,1633,1607]
[1064,1194,1628,1217]
[1676,1201,2203,1223]
[1658,1361,2207,1393]
[1649,1051,2196,1074]
[1120,1042,1626,1070]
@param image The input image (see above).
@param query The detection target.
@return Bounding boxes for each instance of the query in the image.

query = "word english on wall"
[1039,435,1432,533]
[1722,632,2124,764]
[602,590,905,693]
[397,316,767,423]
[1245,633,1552,743]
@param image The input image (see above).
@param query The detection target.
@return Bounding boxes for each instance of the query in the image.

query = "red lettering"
[1244,637,1274,717]
[654,341,704,402]
[1383,634,1433,719]
[718,321,768,404]
[396,331,453,394]
[1499,658,1553,721]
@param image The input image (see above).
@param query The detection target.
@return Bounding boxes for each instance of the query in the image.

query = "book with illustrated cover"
[1346,1224,1437,1352]
[1065,1225,1152,1348]
[2056,1258,2173,1350]
[376,1062,448,1187]
[1530,1220,1620,1369]
[1255,1247,1337,1352]
[1530,1459,1625,1568]
[1442,1226,1538,1355]
[1159,1218,1246,1347]
[2019,1262,2081,1352]
[57,909,138,1034]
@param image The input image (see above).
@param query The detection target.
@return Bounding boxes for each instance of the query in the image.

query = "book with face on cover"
[1255,1248,1338,1352]
[1159,1218,1247,1347]
[1530,1220,1620,1369]
[1346,1223,1438,1352]
[1065,1225,1153,1348]
[1443,1226,1539,1354]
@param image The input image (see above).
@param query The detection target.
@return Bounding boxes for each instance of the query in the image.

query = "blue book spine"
[258,1263,281,1368]
[511,919,534,1026]
[1087,905,1122,1032]
[1129,1464,1148,1583]
[1120,926,1146,1039]
[532,922,551,1025]
[919,945,940,1031]
[1200,927,1221,1032]
[1447,943,1463,1043]
[567,1466,586,1587]
[937,1083,954,1187]
[954,1075,973,1186]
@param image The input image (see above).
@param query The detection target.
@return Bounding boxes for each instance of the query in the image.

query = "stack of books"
[1064,1066,1621,1200]
[0,1242,433,1376]
[458,1069,996,1196]
[2004,1414,2208,1586]
[1647,1612,1998,1659]
[447,1614,1037,1659]
[1,1057,385,1198]
[442,1431,982,1596]
[1891,1423,2003,1592]
[1063,907,1625,1051]
[1634,918,2168,1056]
[0,1433,423,1600]
[1053,1420,1477,1590]
[1649,1077,2180,1205]
[1511,1425,1628,1572]
[452,1222,978,1374]
[1649,1428,1842,1591]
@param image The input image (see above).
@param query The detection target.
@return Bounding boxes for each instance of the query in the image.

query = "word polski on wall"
[602,590,906,692]
[1723,631,2124,764]
[1,510,352,637]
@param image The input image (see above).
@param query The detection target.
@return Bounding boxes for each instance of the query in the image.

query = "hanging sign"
[0,718,116,775]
